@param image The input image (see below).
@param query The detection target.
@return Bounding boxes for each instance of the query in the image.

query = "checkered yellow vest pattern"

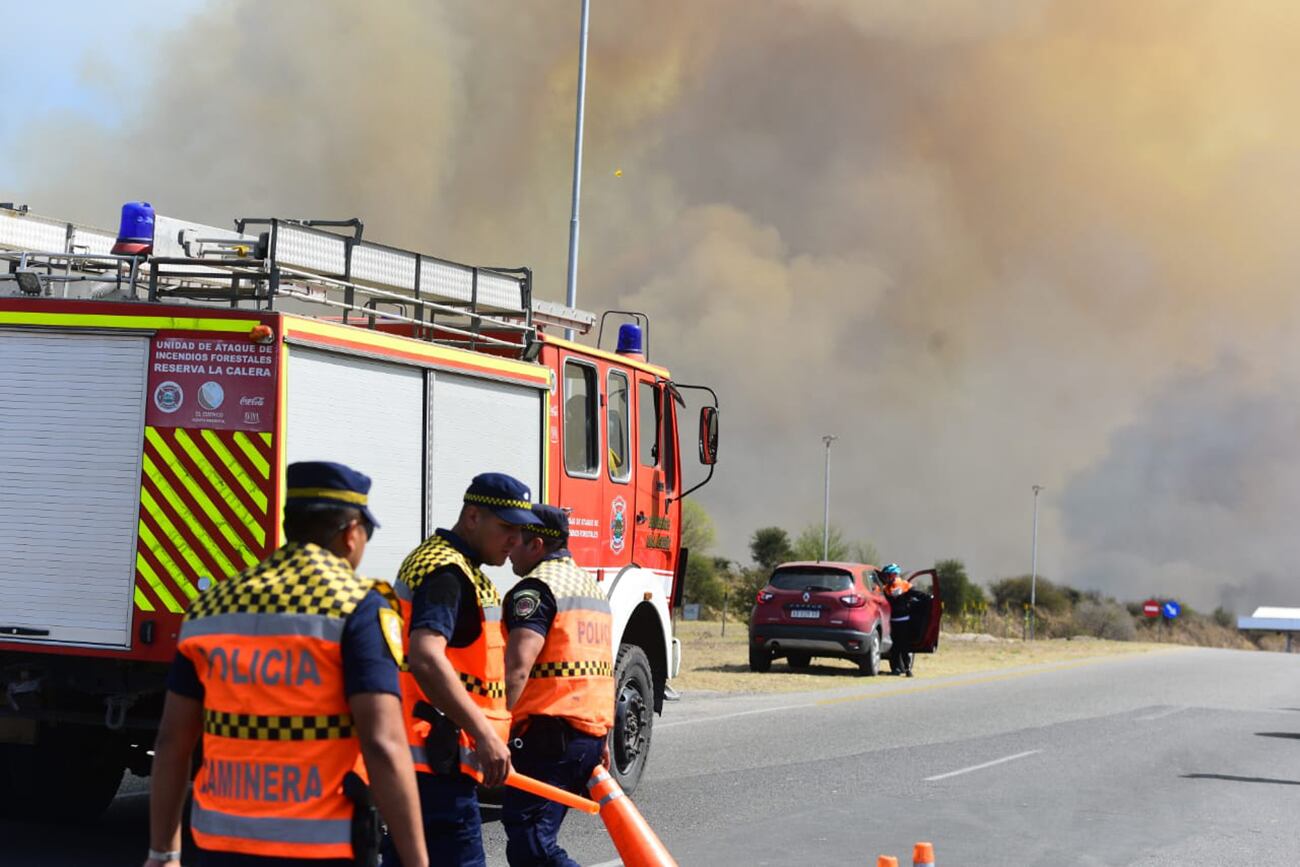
[394,533,510,778]
[510,556,615,737]
[177,542,385,861]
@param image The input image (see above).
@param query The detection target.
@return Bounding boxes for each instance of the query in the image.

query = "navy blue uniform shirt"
[166,588,401,700]
[407,528,484,648]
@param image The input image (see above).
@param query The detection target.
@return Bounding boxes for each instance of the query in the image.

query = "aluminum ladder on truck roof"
[0,204,595,356]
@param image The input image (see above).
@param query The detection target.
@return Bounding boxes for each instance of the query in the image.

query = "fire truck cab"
[0,202,718,819]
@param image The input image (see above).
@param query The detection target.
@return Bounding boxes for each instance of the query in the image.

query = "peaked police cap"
[528,503,569,541]
[285,461,380,528]
[463,472,542,526]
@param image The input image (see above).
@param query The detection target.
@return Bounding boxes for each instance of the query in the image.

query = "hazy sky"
[7,0,1300,614]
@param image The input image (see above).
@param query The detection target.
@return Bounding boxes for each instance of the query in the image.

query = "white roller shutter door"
[0,330,147,647]
[429,372,543,589]
[286,348,425,583]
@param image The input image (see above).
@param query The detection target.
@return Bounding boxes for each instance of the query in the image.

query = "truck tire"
[0,743,27,817]
[786,652,812,669]
[857,628,881,677]
[610,644,654,795]
[748,644,772,672]
[0,726,126,821]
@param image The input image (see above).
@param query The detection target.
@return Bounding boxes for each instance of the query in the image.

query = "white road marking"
[1136,706,1189,722]
[587,860,623,867]
[924,749,1043,782]
[656,701,820,729]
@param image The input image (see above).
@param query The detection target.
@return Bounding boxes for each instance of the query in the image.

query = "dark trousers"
[381,770,485,867]
[501,719,605,867]
[889,621,915,673]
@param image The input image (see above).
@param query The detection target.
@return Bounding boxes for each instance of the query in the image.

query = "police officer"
[145,462,427,867]
[880,563,925,678]
[501,505,614,867]
[386,473,542,867]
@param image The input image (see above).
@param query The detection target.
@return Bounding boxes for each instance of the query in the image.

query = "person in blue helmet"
[878,564,925,677]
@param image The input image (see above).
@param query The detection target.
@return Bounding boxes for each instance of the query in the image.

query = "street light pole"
[822,435,838,560]
[563,0,591,340]
[1030,484,1044,640]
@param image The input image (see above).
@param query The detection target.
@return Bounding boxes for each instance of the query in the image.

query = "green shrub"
[989,575,1071,614]
[1071,600,1137,641]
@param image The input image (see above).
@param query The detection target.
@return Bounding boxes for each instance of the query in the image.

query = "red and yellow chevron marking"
[133,427,274,613]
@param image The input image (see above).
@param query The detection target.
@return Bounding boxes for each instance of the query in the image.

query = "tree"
[681,499,716,554]
[749,526,794,570]
[934,559,986,620]
[684,555,726,613]
[791,524,850,561]
[680,501,727,614]
[735,565,772,607]
[851,541,881,566]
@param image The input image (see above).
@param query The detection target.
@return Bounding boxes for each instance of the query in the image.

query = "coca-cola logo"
[239,396,265,407]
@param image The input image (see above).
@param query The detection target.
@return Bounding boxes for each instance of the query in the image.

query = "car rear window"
[769,569,854,592]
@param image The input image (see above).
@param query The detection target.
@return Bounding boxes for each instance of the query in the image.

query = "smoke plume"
[10,0,1300,612]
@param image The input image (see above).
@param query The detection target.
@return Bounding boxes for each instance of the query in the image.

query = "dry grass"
[672,619,1166,694]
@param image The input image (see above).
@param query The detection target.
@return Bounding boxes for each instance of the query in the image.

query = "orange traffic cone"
[587,767,677,867]
[913,842,935,866]
[877,858,899,867]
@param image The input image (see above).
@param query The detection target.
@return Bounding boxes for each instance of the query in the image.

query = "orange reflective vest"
[886,579,913,598]
[394,533,509,779]
[510,556,614,737]
[886,579,915,622]
[177,543,387,861]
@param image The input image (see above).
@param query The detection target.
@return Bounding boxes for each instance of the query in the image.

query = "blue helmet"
[880,563,901,577]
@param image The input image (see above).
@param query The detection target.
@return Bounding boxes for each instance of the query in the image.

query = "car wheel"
[786,652,812,669]
[857,628,881,677]
[610,644,654,795]
[748,643,772,673]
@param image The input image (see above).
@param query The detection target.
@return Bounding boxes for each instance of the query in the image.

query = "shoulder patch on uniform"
[378,606,405,667]
[512,589,542,620]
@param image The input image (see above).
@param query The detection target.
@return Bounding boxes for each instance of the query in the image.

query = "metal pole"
[822,435,837,560]
[1030,484,1043,640]
[721,583,728,637]
[563,0,591,341]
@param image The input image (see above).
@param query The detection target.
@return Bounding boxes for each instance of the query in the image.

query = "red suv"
[748,562,942,676]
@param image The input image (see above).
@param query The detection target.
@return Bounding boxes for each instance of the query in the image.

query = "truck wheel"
[786,652,812,669]
[857,629,881,677]
[748,644,772,672]
[1,726,126,821]
[610,644,654,795]
[0,744,28,817]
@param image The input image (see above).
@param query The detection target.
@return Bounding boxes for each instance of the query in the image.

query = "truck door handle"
[636,512,647,524]
[0,626,50,637]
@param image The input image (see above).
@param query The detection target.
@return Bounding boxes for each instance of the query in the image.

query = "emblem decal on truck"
[198,380,225,410]
[610,496,627,553]
[153,381,183,413]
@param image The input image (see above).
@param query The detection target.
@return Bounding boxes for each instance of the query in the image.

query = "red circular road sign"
[1142,599,1161,618]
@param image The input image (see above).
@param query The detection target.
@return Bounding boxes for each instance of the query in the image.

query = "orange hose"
[506,771,600,814]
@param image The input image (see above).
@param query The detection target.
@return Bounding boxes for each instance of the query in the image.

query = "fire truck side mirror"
[699,406,719,465]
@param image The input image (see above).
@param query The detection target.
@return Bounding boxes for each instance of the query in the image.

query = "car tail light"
[756,591,775,603]
[839,594,866,608]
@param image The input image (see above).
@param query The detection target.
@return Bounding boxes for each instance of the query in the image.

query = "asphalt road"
[8,646,1300,866]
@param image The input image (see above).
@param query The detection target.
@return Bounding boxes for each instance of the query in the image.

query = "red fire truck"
[0,202,718,819]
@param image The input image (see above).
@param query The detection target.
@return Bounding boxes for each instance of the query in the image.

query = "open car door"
[906,568,943,653]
